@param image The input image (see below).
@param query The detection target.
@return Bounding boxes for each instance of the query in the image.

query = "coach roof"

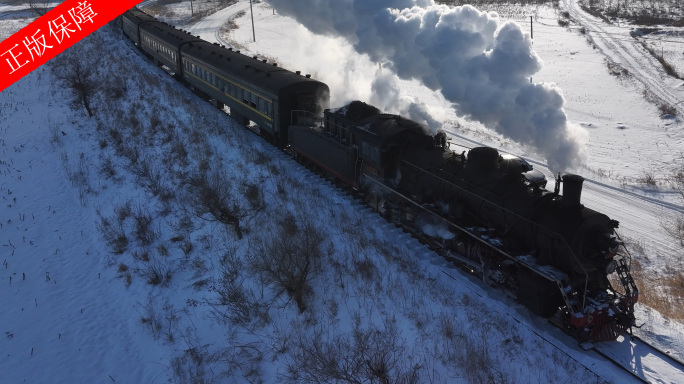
[139,21,200,47]
[180,41,325,94]
[123,8,156,25]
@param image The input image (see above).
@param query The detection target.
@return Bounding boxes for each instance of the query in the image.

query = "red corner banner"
[0,0,142,92]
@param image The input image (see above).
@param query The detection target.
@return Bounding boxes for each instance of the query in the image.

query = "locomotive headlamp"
[606,260,617,274]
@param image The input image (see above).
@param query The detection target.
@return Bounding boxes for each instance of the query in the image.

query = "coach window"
[250,93,257,109]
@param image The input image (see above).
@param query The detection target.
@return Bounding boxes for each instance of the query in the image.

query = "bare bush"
[212,249,270,328]
[636,169,658,186]
[139,296,179,342]
[185,170,255,239]
[249,214,326,313]
[136,158,175,202]
[171,343,215,384]
[51,48,100,117]
[97,210,129,255]
[662,156,684,246]
[242,182,265,210]
[458,337,509,384]
[61,152,93,206]
[133,204,157,246]
[100,156,118,180]
[672,154,684,201]
[141,257,173,287]
[661,214,684,247]
[286,322,420,384]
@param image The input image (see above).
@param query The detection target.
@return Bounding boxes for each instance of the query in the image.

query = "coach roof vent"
[262,59,267,63]
[296,71,301,75]
[228,47,233,51]
[306,74,311,78]
[272,63,278,67]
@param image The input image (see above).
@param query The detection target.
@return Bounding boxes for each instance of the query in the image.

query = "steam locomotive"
[121,8,638,342]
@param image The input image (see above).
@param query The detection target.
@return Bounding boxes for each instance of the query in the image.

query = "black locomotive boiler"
[290,101,638,342]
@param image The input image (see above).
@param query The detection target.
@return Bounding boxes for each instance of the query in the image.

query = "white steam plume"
[370,72,443,135]
[266,0,587,171]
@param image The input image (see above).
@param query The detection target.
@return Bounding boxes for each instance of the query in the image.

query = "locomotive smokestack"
[561,174,584,209]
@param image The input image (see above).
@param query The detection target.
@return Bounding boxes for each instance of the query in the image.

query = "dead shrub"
[132,204,157,246]
[249,214,326,313]
[97,210,129,255]
[142,258,173,286]
[185,170,251,239]
[636,169,658,187]
[286,322,420,384]
[212,250,270,327]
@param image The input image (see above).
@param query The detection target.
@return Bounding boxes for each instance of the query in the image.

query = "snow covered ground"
[1,0,683,382]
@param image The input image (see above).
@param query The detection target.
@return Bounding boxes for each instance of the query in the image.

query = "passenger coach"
[180,41,329,145]
[120,7,156,46]
[139,22,199,74]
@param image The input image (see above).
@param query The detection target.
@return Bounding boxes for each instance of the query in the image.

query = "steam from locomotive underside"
[265,0,588,172]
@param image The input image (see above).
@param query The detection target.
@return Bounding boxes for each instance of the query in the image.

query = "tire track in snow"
[563,0,684,115]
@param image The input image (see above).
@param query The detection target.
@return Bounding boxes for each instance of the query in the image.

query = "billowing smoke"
[370,72,442,135]
[266,0,587,171]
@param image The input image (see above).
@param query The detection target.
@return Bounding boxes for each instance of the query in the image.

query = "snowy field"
[1,0,684,383]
